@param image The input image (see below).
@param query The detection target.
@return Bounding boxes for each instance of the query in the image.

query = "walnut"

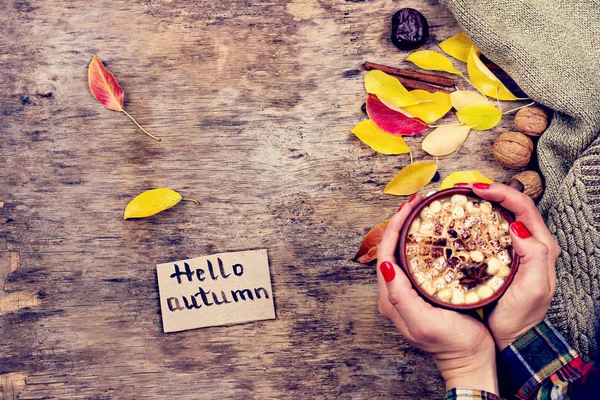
[514,107,548,137]
[493,131,534,169]
[512,170,544,200]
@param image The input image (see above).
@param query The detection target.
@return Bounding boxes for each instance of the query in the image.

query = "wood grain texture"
[0,0,524,398]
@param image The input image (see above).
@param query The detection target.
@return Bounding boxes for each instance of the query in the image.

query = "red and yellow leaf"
[366,94,429,136]
[88,55,124,111]
[88,55,160,141]
[355,220,389,263]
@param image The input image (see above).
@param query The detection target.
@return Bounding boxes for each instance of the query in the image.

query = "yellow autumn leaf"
[124,188,183,219]
[351,120,411,155]
[439,32,474,63]
[406,50,463,76]
[467,47,517,100]
[476,308,484,319]
[456,103,502,131]
[440,171,493,190]
[401,90,452,124]
[450,90,493,110]
[422,125,471,156]
[364,70,420,108]
[384,162,438,196]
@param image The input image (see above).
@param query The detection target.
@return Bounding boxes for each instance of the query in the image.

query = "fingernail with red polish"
[510,221,531,239]
[409,193,418,203]
[473,182,491,190]
[380,261,396,282]
[454,182,469,187]
[397,202,407,213]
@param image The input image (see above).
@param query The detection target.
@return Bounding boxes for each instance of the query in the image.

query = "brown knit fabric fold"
[439,0,600,360]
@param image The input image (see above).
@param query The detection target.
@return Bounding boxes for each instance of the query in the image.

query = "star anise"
[459,264,492,290]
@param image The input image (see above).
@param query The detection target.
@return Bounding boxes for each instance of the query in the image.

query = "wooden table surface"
[0,0,521,398]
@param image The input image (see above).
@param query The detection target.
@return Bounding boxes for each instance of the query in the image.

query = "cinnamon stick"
[396,76,453,94]
[363,61,455,87]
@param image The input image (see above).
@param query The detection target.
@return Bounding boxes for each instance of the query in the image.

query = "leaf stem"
[409,151,414,165]
[122,109,161,141]
[502,101,535,115]
[495,87,501,110]
[181,198,200,205]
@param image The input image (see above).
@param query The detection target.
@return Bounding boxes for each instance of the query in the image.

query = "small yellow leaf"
[439,32,474,63]
[124,188,183,220]
[351,120,411,154]
[364,70,420,108]
[467,47,517,100]
[450,90,493,110]
[476,308,484,319]
[440,171,493,190]
[422,125,471,156]
[406,50,463,76]
[384,162,438,196]
[402,90,452,124]
[456,103,502,131]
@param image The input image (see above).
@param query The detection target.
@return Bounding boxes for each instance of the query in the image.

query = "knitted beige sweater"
[440,0,600,360]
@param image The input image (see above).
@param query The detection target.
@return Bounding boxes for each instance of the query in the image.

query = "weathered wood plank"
[0,0,525,398]
[0,371,28,400]
[0,252,43,315]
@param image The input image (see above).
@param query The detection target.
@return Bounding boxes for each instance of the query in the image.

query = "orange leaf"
[88,55,124,111]
[87,55,160,141]
[354,220,389,263]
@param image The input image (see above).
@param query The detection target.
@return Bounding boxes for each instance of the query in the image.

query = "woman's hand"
[376,195,499,394]
[471,182,560,350]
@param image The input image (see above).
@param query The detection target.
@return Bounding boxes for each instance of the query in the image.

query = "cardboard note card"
[156,249,275,333]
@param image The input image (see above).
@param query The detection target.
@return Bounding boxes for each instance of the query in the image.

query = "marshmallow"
[477,285,494,299]
[480,201,493,213]
[452,206,466,219]
[451,290,466,305]
[497,264,511,278]
[486,257,502,274]
[470,251,484,263]
[451,194,468,205]
[437,288,452,302]
[465,291,480,304]
[429,200,442,214]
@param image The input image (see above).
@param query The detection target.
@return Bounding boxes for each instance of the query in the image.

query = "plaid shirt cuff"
[500,319,579,399]
[446,388,502,400]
